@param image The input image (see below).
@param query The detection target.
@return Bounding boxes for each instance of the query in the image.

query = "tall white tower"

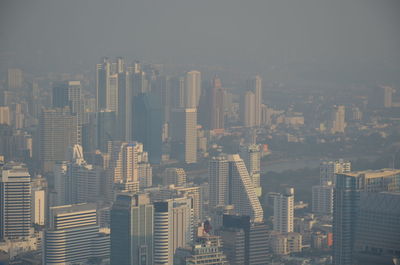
[272,188,294,233]
[185,71,201,108]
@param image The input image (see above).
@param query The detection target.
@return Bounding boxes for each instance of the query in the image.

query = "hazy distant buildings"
[44,203,110,265]
[7,68,23,90]
[320,159,351,184]
[331,105,346,134]
[243,90,256,127]
[271,188,294,233]
[52,81,84,126]
[0,106,11,125]
[247,75,262,127]
[96,109,117,152]
[0,162,31,240]
[170,108,197,164]
[111,193,154,265]
[312,183,334,215]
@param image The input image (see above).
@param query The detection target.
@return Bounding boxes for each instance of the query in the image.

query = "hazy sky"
[1,0,399,84]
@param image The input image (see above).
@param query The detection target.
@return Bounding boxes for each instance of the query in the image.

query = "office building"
[0,162,31,240]
[220,215,269,265]
[133,92,163,164]
[240,144,262,197]
[271,188,294,233]
[174,235,228,265]
[154,197,194,265]
[53,145,100,205]
[312,182,334,215]
[111,193,154,265]
[163,167,187,187]
[333,169,400,265]
[97,109,117,152]
[354,192,400,265]
[39,108,79,172]
[185,71,201,108]
[44,203,110,265]
[170,108,197,164]
[52,81,84,126]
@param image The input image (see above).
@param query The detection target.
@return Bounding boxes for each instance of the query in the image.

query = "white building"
[44,203,110,265]
[154,197,194,265]
[185,71,201,108]
[272,188,294,233]
[0,162,31,240]
[31,175,47,226]
[208,155,229,209]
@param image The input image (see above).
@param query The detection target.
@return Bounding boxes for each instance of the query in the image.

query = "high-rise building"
[97,109,117,152]
[312,182,334,215]
[53,145,100,206]
[0,162,31,240]
[185,71,201,108]
[154,197,194,265]
[111,193,154,265]
[7,68,23,90]
[174,235,228,265]
[271,188,294,233]
[163,167,187,187]
[96,58,111,111]
[242,90,256,127]
[109,141,150,193]
[220,215,269,265]
[209,155,229,209]
[52,81,84,125]
[0,106,11,125]
[31,175,47,226]
[246,75,262,127]
[133,92,163,163]
[44,203,110,265]
[240,144,262,197]
[39,108,79,172]
[170,108,197,164]
[320,159,351,184]
[331,105,346,134]
[354,192,400,265]
[227,154,264,223]
[333,169,400,265]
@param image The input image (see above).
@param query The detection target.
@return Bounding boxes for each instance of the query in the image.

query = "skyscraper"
[170,108,197,164]
[0,162,31,240]
[53,145,101,206]
[97,109,117,152]
[185,71,201,108]
[154,197,194,265]
[271,188,294,233]
[227,154,264,223]
[333,169,400,265]
[96,57,111,111]
[320,159,351,184]
[39,108,79,172]
[354,192,400,265]
[243,90,256,127]
[133,92,163,164]
[240,144,262,197]
[247,75,262,127]
[44,203,110,265]
[111,193,154,265]
[209,155,229,209]
[31,174,47,226]
[220,215,269,265]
